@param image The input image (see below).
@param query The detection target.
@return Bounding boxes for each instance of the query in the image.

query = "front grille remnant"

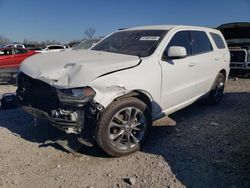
[17,72,60,113]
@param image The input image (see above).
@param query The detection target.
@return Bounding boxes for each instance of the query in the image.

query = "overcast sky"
[0,0,249,43]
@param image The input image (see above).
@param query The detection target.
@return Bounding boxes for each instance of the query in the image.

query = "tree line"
[0,27,96,47]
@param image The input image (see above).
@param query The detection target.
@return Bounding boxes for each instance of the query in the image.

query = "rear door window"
[190,31,213,55]
[14,48,28,54]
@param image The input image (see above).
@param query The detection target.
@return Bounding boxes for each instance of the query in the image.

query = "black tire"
[96,97,152,157]
[208,73,226,104]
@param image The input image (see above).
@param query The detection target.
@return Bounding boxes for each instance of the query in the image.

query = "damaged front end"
[16,72,102,135]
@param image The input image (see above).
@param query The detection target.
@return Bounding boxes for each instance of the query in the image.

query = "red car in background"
[0,47,38,81]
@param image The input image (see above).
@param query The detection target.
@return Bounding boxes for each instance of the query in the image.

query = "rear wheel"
[208,73,226,104]
[96,97,151,157]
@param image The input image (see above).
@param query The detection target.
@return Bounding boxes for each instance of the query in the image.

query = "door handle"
[188,63,196,67]
[214,57,220,61]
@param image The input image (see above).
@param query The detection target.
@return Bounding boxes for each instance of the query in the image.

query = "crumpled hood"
[20,49,140,88]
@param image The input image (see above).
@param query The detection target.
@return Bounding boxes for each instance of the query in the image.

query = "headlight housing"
[58,87,96,104]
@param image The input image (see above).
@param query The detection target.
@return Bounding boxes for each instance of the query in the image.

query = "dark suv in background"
[218,22,250,75]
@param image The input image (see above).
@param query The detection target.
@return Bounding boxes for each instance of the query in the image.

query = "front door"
[160,31,197,111]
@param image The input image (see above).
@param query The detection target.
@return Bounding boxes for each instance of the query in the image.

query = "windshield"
[73,39,101,50]
[91,30,167,57]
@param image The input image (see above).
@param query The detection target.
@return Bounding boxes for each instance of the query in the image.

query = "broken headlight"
[58,87,96,104]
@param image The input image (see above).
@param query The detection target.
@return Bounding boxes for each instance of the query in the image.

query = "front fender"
[93,85,129,107]
[92,85,154,110]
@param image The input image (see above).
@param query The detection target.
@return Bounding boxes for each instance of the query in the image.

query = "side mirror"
[167,46,187,59]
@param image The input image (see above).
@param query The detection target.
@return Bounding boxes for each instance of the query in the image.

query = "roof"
[0,47,29,50]
[123,25,217,31]
[46,45,65,47]
[4,43,24,46]
[124,25,176,31]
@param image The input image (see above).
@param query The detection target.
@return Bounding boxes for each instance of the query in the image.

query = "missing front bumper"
[23,106,84,134]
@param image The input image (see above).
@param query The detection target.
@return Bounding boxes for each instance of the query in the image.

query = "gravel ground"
[0,78,249,188]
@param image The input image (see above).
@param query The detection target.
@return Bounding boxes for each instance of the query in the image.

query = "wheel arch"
[114,90,153,112]
[219,69,227,78]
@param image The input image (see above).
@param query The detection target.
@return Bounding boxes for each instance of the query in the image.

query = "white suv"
[17,25,230,156]
[42,45,66,52]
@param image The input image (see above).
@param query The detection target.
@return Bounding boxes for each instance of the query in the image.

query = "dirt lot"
[0,78,249,188]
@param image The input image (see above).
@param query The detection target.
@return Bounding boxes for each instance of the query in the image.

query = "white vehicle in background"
[42,45,67,52]
[17,25,230,156]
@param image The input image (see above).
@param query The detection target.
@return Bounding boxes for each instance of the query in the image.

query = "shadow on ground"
[0,106,107,157]
[0,92,249,188]
[143,92,250,188]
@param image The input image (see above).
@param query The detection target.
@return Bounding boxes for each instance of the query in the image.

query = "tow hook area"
[40,103,102,154]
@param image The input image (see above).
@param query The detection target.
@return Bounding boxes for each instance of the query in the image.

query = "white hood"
[20,50,140,88]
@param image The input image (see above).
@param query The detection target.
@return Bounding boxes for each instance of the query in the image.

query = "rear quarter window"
[210,32,226,49]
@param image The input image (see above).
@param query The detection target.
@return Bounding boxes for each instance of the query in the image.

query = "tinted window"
[210,32,226,49]
[24,44,36,48]
[92,30,167,57]
[164,31,191,56]
[48,46,65,50]
[14,48,28,54]
[190,31,213,55]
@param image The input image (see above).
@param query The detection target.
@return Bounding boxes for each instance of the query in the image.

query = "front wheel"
[208,73,226,104]
[96,97,151,157]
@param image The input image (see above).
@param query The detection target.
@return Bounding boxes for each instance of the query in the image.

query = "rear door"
[12,48,29,68]
[160,30,197,110]
[189,31,217,95]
